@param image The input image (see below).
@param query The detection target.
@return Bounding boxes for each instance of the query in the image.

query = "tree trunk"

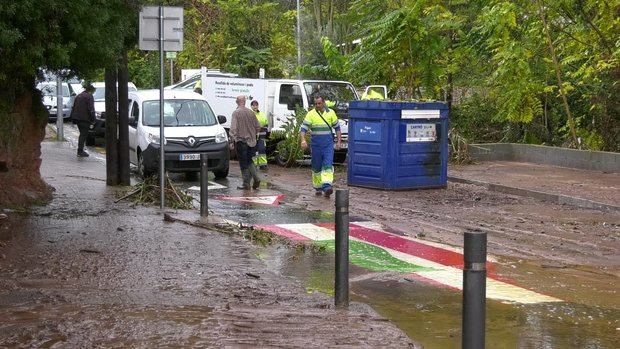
[538,0,578,147]
[0,89,53,206]
[313,0,322,36]
[118,51,130,186]
[105,68,119,185]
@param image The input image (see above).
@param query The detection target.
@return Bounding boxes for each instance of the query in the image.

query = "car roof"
[129,89,204,101]
[92,82,137,88]
[36,81,69,87]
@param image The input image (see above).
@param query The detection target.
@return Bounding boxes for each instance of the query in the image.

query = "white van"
[127,89,229,179]
[87,81,138,145]
[36,81,75,121]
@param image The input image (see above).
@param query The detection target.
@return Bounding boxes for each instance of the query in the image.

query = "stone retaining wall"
[468,143,620,172]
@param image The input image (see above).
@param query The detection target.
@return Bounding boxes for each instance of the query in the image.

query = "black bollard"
[335,189,349,308]
[200,154,208,217]
[462,230,487,349]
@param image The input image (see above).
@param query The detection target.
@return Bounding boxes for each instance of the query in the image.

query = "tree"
[172,0,296,79]
[0,0,138,205]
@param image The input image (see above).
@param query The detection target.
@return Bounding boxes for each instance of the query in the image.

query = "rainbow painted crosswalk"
[254,221,562,305]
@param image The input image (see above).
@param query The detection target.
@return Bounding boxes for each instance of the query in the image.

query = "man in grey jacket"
[229,95,261,190]
[70,83,96,157]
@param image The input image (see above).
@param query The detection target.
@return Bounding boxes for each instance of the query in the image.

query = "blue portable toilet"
[347,101,449,190]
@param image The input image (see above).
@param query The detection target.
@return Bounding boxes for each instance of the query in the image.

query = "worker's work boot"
[323,186,333,198]
[237,170,251,190]
[249,164,261,189]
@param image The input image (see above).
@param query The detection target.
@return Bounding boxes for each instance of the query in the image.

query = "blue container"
[347,101,449,190]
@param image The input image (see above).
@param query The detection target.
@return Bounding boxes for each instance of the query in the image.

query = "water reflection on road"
[174,172,619,349]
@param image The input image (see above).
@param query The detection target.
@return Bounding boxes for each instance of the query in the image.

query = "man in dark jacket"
[230,95,261,190]
[70,83,96,157]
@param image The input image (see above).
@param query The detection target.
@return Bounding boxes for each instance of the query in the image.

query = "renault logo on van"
[187,136,196,146]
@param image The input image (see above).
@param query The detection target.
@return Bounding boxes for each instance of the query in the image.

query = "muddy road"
[266,165,619,270]
[2,125,618,348]
[181,163,619,348]
[0,140,416,348]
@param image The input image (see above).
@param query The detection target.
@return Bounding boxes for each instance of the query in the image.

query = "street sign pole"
[170,58,174,85]
[55,75,64,141]
[159,5,165,209]
[138,5,184,210]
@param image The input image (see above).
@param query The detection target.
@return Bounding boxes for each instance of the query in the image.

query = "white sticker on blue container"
[406,124,436,142]
[401,109,440,119]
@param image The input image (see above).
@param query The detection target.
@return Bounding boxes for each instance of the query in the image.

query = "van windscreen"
[142,99,217,127]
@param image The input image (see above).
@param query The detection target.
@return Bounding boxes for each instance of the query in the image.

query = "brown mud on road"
[0,142,417,348]
[267,164,619,271]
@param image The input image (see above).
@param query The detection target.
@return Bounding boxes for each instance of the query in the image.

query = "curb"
[448,176,619,212]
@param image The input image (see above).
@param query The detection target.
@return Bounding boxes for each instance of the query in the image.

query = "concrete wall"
[468,143,620,173]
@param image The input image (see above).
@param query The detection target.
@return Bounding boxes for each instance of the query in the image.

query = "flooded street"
[175,171,619,348]
[1,126,618,347]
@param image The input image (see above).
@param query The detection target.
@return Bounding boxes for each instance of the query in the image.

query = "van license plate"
[179,153,200,161]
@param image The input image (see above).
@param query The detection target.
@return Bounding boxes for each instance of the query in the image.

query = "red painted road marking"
[317,222,468,269]
[254,222,562,303]
[254,224,309,241]
[215,194,285,206]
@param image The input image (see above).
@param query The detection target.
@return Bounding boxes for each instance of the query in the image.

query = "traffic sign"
[139,6,184,52]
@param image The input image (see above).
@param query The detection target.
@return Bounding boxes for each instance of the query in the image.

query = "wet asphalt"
[1,125,618,348]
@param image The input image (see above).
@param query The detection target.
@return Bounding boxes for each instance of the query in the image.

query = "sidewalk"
[0,140,416,347]
[450,161,620,211]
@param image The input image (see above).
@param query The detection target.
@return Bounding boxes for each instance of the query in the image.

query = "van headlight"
[147,133,161,145]
[215,130,228,144]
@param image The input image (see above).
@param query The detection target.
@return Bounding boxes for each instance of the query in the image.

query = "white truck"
[172,67,361,163]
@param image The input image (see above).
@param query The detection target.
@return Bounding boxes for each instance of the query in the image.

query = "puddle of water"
[169,172,620,348]
[259,244,620,349]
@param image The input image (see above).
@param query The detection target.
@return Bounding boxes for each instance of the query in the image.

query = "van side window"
[278,84,303,110]
[130,101,139,126]
[131,101,139,118]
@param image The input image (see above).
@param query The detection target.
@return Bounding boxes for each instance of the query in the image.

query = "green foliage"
[182,0,296,78]
[127,50,159,89]
[0,0,137,92]
[273,108,307,167]
[334,0,619,151]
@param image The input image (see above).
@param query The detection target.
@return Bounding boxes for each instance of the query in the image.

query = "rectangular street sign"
[166,51,177,59]
[139,6,184,52]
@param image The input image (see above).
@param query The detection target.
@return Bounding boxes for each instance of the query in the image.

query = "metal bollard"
[462,230,487,349]
[200,154,208,217]
[335,189,349,308]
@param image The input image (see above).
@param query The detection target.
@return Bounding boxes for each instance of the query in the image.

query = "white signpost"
[139,6,184,209]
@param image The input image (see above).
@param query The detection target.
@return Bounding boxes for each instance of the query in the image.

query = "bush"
[271,108,308,167]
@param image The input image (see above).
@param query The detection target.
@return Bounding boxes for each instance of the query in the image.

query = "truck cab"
[268,80,358,134]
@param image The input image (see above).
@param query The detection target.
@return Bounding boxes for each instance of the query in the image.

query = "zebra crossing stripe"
[256,222,562,304]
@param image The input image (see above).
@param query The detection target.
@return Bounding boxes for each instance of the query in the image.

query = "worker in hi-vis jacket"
[300,95,342,198]
[251,100,268,170]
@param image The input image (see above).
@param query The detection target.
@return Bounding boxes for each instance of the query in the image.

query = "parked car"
[127,89,229,179]
[87,82,138,145]
[36,82,75,121]
[70,82,84,95]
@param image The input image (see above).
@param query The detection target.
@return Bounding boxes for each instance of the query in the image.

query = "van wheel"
[138,152,153,179]
[213,167,228,179]
[185,171,198,181]
[333,152,347,164]
[85,134,96,146]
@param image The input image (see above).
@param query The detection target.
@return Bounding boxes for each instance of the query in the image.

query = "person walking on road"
[70,83,96,157]
[251,100,268,171]
[300,96,342,197]
[230,95,262,190]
